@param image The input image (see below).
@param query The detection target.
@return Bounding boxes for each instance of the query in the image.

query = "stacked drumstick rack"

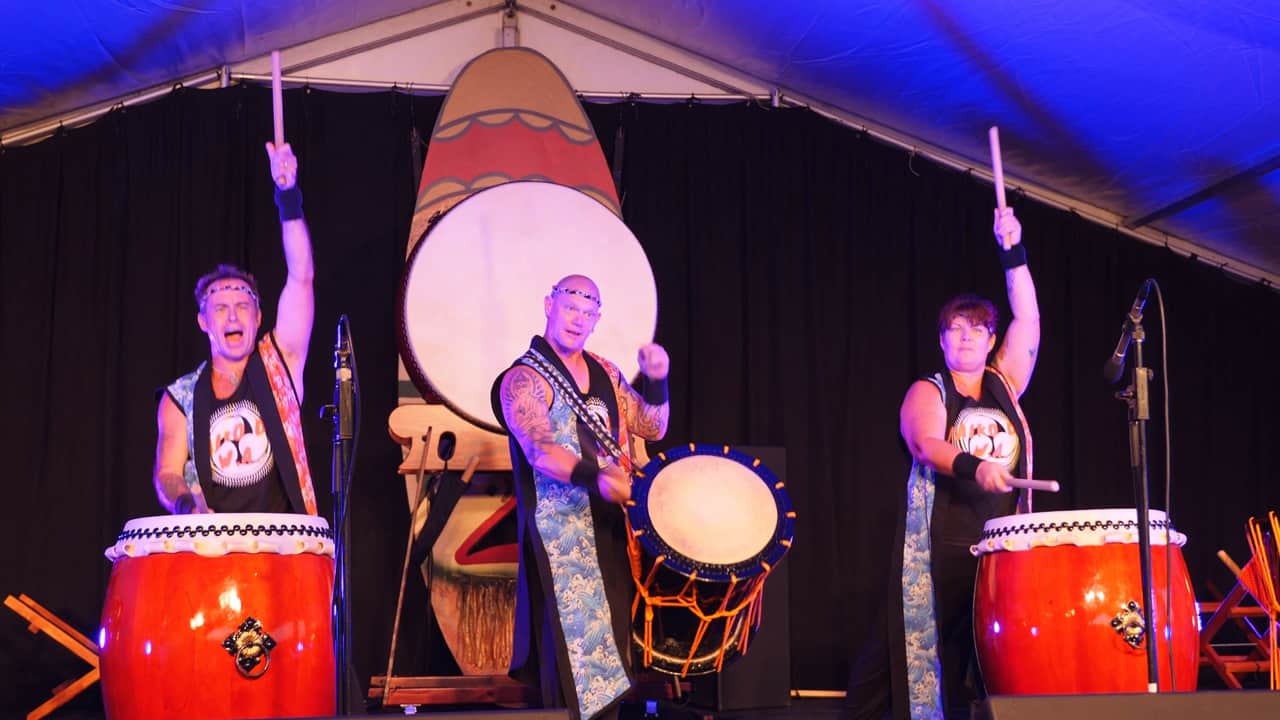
[1202,514,1280,689]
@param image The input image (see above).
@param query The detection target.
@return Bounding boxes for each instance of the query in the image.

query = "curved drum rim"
[396,180,658,433]
[627,444,794,583]
[973,507,1186,556]
[105,512,334,560]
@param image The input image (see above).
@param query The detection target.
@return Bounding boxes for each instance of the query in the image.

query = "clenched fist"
[637,343,669,380]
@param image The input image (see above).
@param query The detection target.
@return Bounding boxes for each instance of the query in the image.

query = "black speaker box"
[689,446,792,712]
[976,690,1280,720]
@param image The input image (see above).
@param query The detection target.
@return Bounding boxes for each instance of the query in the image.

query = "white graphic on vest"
[209,399,275,487]
[951,406,1019,473]
[583,395,612,466]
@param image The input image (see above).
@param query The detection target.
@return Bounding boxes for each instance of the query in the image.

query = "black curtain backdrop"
[2,86,1278,716]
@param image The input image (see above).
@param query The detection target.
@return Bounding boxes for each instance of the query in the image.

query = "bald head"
[544,274,602,356]
[549,274,602,306]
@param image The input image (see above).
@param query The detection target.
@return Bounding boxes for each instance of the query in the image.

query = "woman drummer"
[846,207,1040,719]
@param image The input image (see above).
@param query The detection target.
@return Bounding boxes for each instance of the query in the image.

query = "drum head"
[629,445,794,582]
[650,455,777,565]
[398,181,657,432]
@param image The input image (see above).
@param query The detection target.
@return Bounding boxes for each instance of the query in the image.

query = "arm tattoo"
[620,378,669,440]
[501,367,554,463]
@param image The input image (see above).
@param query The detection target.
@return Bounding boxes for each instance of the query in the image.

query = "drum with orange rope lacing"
[624,444,795,676]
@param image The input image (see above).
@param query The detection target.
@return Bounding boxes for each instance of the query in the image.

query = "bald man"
[492,274,670,720]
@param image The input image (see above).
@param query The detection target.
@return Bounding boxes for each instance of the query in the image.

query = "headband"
[552,286,600,305]
[201,281,259,306]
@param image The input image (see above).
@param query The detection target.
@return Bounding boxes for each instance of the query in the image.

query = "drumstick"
[271,51,284,149]
[459,455,481,485]
[385,426,432,699]
[191,483,211,513]
[988,126,1011,250]
[1217,549,1245,579]
[1006,477,1059,493]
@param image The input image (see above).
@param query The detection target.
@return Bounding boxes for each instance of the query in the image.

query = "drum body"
[99,513,335,719]
[626,445,794,676]
[972,509,1198,694]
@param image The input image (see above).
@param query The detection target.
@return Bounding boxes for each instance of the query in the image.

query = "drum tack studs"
[722,446,730,454]
[752,459,761,467]
[689,443,696,452]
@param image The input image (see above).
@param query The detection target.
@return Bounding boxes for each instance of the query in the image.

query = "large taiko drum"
[99,513,335,719]
[972,509,1199,694]
[398,180,657,432]
[625,445,795,676]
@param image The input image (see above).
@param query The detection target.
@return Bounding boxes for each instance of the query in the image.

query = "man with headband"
[492,274,670,720]
[152,141,317,516]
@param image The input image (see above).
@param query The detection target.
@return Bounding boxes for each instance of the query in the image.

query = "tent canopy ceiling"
[4,0,1278,283]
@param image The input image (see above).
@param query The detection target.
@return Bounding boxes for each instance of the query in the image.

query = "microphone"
[334,315,354,440]
[437,431,456,463]
[1102,279,1154,384]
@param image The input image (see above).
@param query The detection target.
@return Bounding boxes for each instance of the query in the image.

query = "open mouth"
[225,330,244,342]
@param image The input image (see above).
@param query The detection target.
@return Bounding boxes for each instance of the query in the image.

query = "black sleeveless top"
[931,369,1026,546]
[200,377,290,514]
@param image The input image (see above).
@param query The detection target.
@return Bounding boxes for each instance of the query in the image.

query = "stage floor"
[626,696,845,718]
[26,670,1276,719]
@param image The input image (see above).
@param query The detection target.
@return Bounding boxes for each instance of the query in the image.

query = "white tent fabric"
[2,0,1277,283]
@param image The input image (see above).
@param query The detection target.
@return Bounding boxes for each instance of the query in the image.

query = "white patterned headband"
[552,286,600,305]
[201,281,259,307]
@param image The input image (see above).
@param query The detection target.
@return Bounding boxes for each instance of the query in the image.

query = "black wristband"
[951,452,982,484]
[570,457,598,488]
[174,493,197,514]
[999,243,1027,270]
[274,184,304,222]
[642,375,669,405]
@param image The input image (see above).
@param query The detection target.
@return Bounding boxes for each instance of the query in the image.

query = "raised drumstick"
[271,51,284,149]
[988,126,1011,250]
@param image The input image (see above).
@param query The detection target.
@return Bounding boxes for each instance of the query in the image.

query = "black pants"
[844,542,984,720]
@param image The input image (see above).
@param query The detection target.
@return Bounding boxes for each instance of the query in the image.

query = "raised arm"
[900,380,1011,494]
[617,343,670,441]
[992,208,1040,397]
[266,142,314,398]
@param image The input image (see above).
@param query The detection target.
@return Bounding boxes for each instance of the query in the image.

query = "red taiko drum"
[99,513,335,719]
[972,508,1199,694]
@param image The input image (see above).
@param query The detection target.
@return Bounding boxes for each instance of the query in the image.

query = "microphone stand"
[1113,311,1160,692]
[328,316,358,713]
